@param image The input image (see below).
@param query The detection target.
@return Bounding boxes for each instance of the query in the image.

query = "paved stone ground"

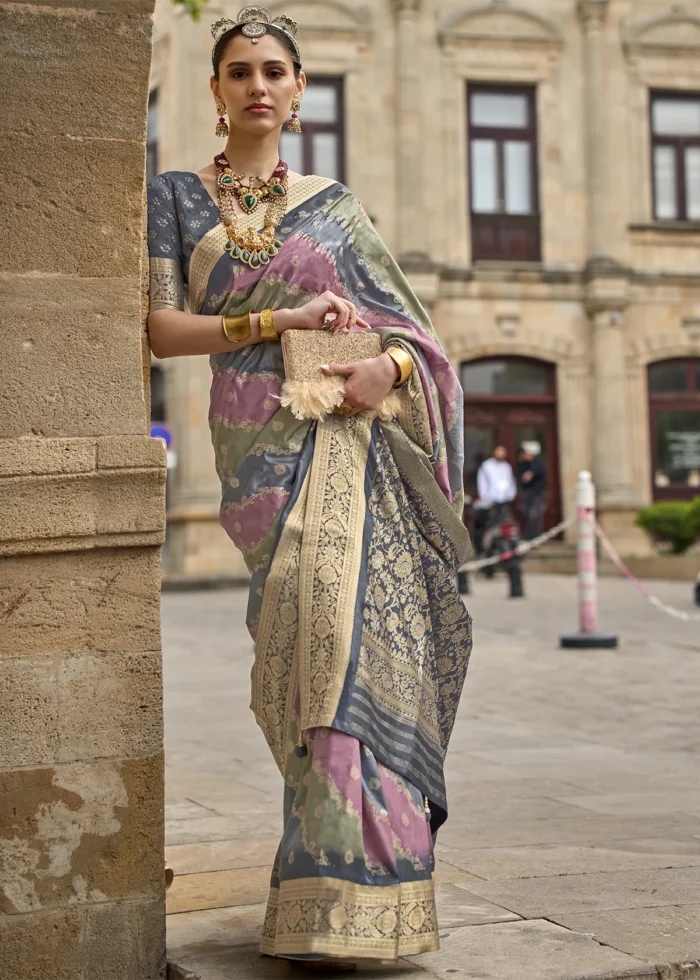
[164,572,700,980]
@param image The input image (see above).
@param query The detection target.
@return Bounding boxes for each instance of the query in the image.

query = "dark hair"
[212,25,302,80]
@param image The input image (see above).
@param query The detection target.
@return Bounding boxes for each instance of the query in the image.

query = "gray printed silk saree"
[147,171,473,961]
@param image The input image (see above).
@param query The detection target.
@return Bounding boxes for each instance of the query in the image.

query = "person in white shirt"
[477,445,517,505]
[473,446,517,555]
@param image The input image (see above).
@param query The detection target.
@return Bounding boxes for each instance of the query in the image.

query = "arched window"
[461,358,552,397]
[648,358,700,499]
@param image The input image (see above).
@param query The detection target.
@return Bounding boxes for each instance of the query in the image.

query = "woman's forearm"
[148,308,297,359]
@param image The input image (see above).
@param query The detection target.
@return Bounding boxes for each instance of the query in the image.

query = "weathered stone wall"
[0,0,166,976]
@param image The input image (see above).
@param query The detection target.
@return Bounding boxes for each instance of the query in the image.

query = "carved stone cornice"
[622,11,700,58]
[261,0,372,39]
[683,316,700,344]
[578,0,609,31]
[391,0,420,16]
[438,3,563,53]
[582,257,631,316]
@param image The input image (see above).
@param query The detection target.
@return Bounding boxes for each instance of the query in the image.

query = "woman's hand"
[279,291,371,334]
[321,354,400,414]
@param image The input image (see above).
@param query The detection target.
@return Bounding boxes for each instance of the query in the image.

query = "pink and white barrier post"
[560,471,618,649]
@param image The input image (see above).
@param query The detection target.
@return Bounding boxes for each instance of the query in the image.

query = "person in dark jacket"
[517,442,547,541]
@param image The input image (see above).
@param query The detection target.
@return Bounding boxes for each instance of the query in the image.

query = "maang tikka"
[211,7,301,63]
[215,102,228,138]
[288,98,302,133]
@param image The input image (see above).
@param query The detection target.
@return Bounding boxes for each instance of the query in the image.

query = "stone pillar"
[392,0,428,261]
[578,0,647,552]
[583,282,646,537]
[578,0,609,260]
[591,306,636,504]
[0,1,167,977]
[559,360,593,544]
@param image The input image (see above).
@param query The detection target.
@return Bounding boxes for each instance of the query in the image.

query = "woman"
[147,6,473,970]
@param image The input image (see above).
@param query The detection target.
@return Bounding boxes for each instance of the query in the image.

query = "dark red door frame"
[462,358,561,532]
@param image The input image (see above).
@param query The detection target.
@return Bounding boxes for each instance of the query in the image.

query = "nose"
[248,70,268,97]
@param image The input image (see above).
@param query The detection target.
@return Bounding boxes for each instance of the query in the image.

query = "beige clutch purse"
[279,329,400,421]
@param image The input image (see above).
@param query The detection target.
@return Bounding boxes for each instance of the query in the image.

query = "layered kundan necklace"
[214,152,288,269]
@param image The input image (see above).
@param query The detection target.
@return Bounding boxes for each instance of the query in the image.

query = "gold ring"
[335,400,354,416]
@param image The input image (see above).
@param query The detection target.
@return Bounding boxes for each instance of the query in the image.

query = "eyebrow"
[225,59,288,68]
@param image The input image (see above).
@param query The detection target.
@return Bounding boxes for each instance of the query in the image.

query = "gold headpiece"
[211,6,300,62]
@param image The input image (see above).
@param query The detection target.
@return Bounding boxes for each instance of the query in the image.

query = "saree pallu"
[146,172,473,960]
[254,413,472,959]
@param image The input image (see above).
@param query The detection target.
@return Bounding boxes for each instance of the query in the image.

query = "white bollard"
[560,471,618,649]
[576,471,599,634]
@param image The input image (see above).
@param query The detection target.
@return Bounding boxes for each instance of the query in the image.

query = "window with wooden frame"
[147,89,159,181]
[467,84,541,262]
[650,91,700,222]
[648,358,700,501]
[279,77,346,183]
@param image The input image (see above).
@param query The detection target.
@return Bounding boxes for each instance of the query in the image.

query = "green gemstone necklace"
[214,153,288,270]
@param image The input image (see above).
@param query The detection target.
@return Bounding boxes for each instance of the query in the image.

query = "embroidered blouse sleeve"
[147,175,185,312]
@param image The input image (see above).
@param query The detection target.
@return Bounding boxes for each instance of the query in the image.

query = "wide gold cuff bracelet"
[222,312,252,343]
[386,346,413,388]
[259,309,278,343]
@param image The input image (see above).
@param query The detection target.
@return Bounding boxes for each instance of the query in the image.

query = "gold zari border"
[252,414,372,768]
[251,468,310,772]
[297,414,372,731]
[149,257,184,312]
[260,875,439,960]
[189,224,228,315]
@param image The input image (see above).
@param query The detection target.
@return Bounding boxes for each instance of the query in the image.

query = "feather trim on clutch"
[279,376,345,420]
[280,329,400,421]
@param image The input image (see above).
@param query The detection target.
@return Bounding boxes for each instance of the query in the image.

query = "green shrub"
[689,496,700,537]
[635,498,700,555]
[171,0,208,19]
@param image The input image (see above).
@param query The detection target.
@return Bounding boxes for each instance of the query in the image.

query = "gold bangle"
[259,309,278,343]
[386,346,413,388]
[222,312,252,344]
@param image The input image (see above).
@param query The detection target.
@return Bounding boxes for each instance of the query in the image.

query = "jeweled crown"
[211,6,301,62]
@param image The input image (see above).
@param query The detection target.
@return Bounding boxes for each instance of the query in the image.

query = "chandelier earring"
[288,98,302,134]
[215,102,229,138]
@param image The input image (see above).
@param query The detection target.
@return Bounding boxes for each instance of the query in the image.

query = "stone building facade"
[149,0,700,577]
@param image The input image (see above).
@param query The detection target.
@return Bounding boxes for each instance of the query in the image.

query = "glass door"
[462,357,562,532]
[464,423,498,501]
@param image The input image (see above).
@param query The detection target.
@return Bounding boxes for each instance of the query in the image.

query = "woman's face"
[211,32,304,137]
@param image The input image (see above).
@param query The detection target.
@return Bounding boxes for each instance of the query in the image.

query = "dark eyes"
[229,70,285,80]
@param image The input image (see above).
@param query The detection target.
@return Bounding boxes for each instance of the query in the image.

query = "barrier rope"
[594,521,700,623]
[460,517,574,573]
